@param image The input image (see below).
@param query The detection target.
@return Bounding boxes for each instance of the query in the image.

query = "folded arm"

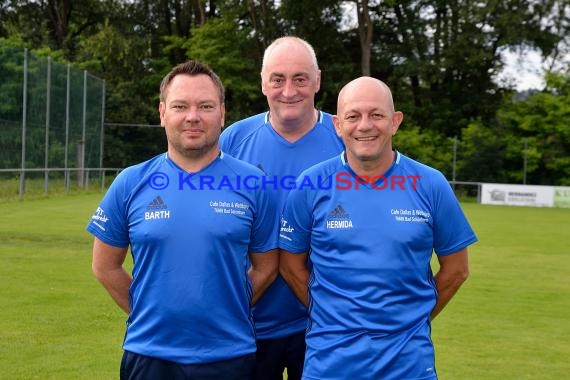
[249,249,279,305]
[431,248,470,320]
[91,237,131,314]
[279,250,309,307]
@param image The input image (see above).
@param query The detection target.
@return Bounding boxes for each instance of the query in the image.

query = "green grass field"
[1,193,569,379]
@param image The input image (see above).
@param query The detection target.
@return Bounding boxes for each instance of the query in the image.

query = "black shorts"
[120,350,255,380]
[254,331,306,380]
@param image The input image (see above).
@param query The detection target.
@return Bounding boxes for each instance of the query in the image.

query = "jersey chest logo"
[144,196,171,220]
[325,204,354,229]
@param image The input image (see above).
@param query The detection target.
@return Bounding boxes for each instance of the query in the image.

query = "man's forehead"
[166,75,219,97]
[267,70,311,77]
[263,49,316,73]
[340,84,386,105]
[167,95,218,103]
[342,103,382,113]
[340,94,387,112]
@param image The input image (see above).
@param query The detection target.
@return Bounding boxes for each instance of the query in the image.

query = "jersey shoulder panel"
[395,153,451,189]
[218,151,266,176]
[298,153,344,179]
[220,113,268,154]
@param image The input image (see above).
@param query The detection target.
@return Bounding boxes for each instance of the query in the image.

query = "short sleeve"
[278,184,312,254]
[85,171,130,248]
[431,173,478,255]
[248,176,280,253]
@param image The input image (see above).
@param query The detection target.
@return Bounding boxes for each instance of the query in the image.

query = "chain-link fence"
[0,45,116,199]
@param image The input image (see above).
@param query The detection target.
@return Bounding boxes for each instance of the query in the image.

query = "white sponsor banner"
[481,183,554,207]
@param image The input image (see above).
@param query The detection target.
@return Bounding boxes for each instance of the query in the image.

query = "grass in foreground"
[0,193,125,379]
[0,195,569,379]
[432,203,570,379]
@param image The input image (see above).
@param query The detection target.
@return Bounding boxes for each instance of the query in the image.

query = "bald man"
[279,76,477,379]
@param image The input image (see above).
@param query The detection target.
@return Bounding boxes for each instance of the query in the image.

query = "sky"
[498,49,546,91]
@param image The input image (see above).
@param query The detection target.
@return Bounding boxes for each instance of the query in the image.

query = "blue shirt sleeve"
[85,170,131,248]
[278,183,312,254]
[249,175,280,253]
[430,172,478,255]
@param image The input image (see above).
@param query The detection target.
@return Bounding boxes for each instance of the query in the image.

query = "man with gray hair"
[220,37,344,380]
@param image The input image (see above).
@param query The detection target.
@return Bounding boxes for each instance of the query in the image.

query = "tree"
[393,123,454,177]
[343,0,373,75]
[1,0,569,179]
[368,0,562,138]
[186,17,262,123]
[278,0,351,110]
[497,72,570,185]
[457,121,511,183]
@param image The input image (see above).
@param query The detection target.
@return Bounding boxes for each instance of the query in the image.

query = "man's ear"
[391,111,404,135]
[314,70,322,93]
[260,73,268,96]
[332,115,342,138]
[159,102,166,128]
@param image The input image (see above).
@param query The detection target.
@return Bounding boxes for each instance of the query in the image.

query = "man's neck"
[168,147,220,173]
[270,109,318,143]
[345,150,396,179]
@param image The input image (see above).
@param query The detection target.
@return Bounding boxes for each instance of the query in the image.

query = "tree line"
[1,0,569,185]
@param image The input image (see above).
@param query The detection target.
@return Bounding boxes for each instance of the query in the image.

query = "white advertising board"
[481,183,554,207]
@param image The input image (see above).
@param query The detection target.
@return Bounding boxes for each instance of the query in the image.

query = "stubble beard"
[170,135,219,160]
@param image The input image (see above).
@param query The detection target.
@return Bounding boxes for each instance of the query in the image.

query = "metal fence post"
[100,80,106,191]
[44,57,52,194]
[65,64,71,192]
[19,48,28,199]
[79,69,87,188]
[523,138,528,184]
[452,135,457,190]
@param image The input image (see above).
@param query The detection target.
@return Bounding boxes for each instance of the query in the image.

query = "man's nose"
[282,79,297,97]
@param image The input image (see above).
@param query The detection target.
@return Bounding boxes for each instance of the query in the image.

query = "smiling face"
[261,38,321,131]
[159,73,225,165]
[333,77,403,174]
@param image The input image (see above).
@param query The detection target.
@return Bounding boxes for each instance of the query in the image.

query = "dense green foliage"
[1,0,569,183]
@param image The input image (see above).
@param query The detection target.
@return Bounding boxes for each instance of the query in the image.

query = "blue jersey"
[86,152,279,364]
[219,111,344,339]
[279,152,478,380]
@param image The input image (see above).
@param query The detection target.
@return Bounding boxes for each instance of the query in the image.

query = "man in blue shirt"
[279,76,477,380]
[220,36,344,380]
[87,60,279,380]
